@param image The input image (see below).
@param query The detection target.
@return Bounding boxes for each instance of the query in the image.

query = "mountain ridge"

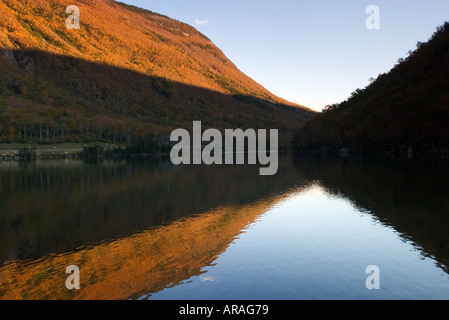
[0,0,315,146]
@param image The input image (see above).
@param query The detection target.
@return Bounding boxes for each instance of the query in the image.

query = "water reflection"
[0,158,306,265]
[0,198,287,300]
[295,156,449,273]
[0,156,449,300]
[149,181,449,300]
[0,157,305,299]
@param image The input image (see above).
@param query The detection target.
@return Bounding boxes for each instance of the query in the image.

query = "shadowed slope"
[0,0,315,145]
[293,23,449,154]
[0,49,314,145]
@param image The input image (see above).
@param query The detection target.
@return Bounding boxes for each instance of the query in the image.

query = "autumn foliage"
[0,0,315,146]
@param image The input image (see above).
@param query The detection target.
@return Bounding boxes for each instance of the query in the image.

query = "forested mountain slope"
[0,0,314,145]
[293,23,449,154]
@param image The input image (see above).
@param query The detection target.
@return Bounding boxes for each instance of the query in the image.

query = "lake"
[1,155,449,300]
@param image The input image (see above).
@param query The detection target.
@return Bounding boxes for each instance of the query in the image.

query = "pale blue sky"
[120,0,449,111]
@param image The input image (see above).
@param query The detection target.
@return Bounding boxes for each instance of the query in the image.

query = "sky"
[120,0,449,111]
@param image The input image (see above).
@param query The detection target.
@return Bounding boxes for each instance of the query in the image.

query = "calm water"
[1,156,449,300]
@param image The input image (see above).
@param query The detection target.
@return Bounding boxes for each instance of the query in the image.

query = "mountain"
[293,22,449,154]
[0,0,315,147]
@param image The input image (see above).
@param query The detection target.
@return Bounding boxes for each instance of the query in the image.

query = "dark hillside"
[293,22,449,154]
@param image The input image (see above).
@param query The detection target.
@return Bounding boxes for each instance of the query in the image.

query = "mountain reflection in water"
[0,156,448,300]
